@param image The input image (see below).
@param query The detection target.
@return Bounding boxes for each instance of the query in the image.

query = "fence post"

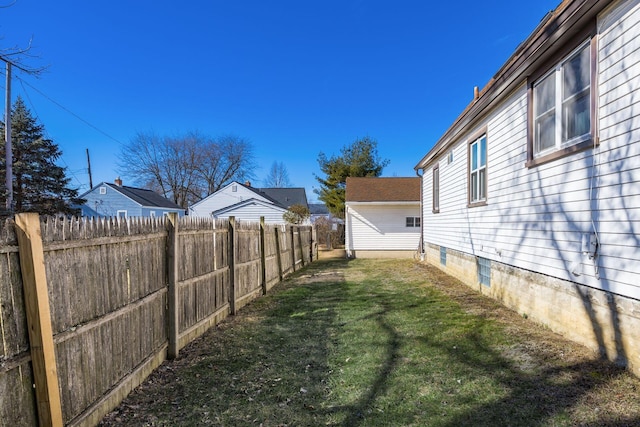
[167,213,180,359]
[274,226,283,281]
[290,225,296,272]
[259,217,267,295]
[311,225,316,262]
[15,213,64,427]
[297,226,304,267]
[228,216,236,315]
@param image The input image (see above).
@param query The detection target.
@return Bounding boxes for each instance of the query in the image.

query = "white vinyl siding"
[422,0,640,305]
[190,182,271,218]
[347,204,421,252]
[213,202,288,224]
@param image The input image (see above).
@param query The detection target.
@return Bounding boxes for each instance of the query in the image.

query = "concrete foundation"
[424,243,640,377]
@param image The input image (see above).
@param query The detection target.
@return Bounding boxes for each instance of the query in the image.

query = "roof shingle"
[345,177,420,202]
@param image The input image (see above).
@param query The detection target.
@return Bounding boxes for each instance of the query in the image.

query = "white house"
[189,181,309,224]
[415,0,640,375]
[345,177,421,258]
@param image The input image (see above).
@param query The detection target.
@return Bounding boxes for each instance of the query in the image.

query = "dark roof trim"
[415,0,612,170]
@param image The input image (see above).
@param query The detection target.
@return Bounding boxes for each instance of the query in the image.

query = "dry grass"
[99,258,640,426]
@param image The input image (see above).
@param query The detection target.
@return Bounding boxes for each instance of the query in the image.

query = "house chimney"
[115,177,123,186]
[245,181,251,187]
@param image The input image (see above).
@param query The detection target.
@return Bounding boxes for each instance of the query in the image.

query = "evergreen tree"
[0,96,84,217]
[315,136,389,218]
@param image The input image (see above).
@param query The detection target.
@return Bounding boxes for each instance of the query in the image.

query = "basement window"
[440,247,446,266]
[477,257,491,287]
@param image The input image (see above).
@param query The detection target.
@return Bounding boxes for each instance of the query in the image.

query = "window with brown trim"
[526,20,597,168]
[468,132,487,207]
[432,164,440,213]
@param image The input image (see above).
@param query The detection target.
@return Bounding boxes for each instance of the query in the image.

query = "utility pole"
[1,42,45,214]
[5,62,12,212]
[86,148,93,189]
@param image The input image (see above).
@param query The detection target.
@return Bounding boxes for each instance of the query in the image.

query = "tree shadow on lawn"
[100,259,640,426]
[100,258,352,426]
[430,331,635,427]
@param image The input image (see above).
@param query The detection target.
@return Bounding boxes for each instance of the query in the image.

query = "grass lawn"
[100,258,640,426]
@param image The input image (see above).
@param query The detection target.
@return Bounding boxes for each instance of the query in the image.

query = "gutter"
[415,167,424,257]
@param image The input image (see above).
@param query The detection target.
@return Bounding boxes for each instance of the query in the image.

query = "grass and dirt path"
[100,257,640,426]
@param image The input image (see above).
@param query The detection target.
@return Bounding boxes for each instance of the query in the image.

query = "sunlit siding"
[346,204,421,252]
[422,0,640,300]
[594,0,640,294]
[213,203,287,224]
[190,183,270,217]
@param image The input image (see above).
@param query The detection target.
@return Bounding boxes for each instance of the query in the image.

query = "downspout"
[415,167,424,260]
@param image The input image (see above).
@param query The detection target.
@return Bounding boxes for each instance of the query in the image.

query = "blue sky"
[1,0,560,203]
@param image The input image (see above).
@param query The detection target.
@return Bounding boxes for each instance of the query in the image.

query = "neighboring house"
[189,181,309,224]
[345,177,421,258]
[308,203,330,223]
[415,0,640,375]
[79,178,185,218]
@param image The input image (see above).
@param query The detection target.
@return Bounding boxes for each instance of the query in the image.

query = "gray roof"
[309,203,329,215]
[244,185,308,209]
[93,183,183,210]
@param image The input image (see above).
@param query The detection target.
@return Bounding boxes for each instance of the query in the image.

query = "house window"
[406,217,421,228]
[468,132,487,206]
[117,210,127,219]
[534,42,591,156]
[447,151,454,164]
[477,257,491,287]
[150,211,156,218]
[527,28,597,168]
[440,246,446,266]
[432,165,440,213]
[99,186,106,195]
[232,185,238,192]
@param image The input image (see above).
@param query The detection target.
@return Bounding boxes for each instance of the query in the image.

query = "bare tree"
[119,132,255,207]
[263,161,292,187]
[196,134,256,195]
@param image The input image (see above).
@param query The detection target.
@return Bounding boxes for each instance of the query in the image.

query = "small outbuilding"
[345,177,421,258]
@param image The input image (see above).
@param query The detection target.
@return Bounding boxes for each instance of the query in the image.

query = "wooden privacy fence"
[0,213,315,427]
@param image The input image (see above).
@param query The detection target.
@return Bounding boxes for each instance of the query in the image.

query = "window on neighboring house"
[406,217,421,228]
[432,165,440,213]
[99,186,106,195]
[117,210,127,219]
[150,211,156,218]
[468,132,487,206]
[527,29,596,167]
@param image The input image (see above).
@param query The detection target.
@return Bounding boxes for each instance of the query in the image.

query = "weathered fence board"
[0,215,314,427]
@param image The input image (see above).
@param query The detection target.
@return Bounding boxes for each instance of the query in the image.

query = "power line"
[14,75,125,146]
[18,78,88,191]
